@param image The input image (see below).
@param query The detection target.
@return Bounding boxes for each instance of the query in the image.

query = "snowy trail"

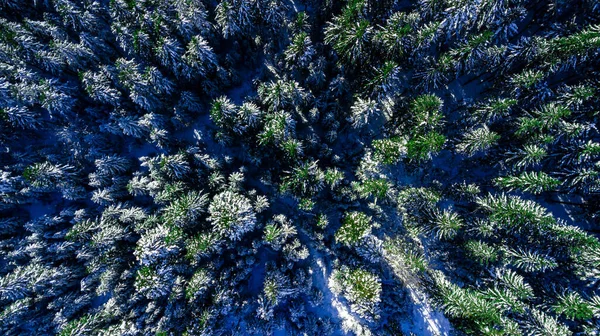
[296,227,355,335]
[393,247,452,335]
[301,231,342,324]
[385,236,452,336]
[300,226,451,336]
[403,283,452,336]
[311,250,368,336]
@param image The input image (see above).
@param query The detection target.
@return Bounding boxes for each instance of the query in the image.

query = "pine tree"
[406,131,446,161]
[374,12,417,59]
[432,271,505,334]
[263,215,296,251]
[410,94,444,134]
[368,60,401,97]
[281,161,325,198]
[207,190,256,241]
[495,171,561,194]
[185,231,221,261]
[431,209,463,240]
[456,125,500,156]
[58,314,98,336]
[115,115,150,138]
[575,141,600,164]
[257,79,305,112]
[284,32,316,68]
[506,144,547,169]
[553,291,594,321]
[215,0,253,38]
[510,69,546,94]
[134,265,173,299]
[258,111,296,146]
[504,248,558,273]
[527,309,571,336]
[538,24,600,67]
[324,0,372,65]
[352,178,393,203]
[182,35,218,80]
[1,106,41,129]
[186,268,211,301]
[465,240,498,265]
[135,224,182,266]
[476,193,556,232]
[163,191,208,227]
[560,84,596,107]
[155,154,191,179]
[23,161,75,191]
[335,211,373,245]
[324,167,345,188]
[330,267,381,321]
[1,1,600,334]
[495,269,534,300]
[281,139,303,161]
[371,137,407,164]
[210,96,237,131]
[94,155,130,176]
[349,96,380,128]
[474,97,517,124]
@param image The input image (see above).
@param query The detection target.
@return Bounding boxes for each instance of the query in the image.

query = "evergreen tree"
[495,171,561,194]
[431,209,463,240]
[335,211,373,245]
[456,125,500,156]
[349,97,380,128]
[207,190,257,241]
[330,267,381,321]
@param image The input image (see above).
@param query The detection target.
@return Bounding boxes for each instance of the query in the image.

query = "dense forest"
[1,0,600,335]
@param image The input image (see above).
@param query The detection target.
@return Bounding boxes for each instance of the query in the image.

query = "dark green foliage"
[407,131,446,160]
[410,94,444,133]
[456,125,499,156]
[495,171,561,194]
[464,240,498,265]
[476,193,556,230]
[431,209,463,240]
[280,161,325,197]
[553,292,595,321]
[331,267,381,320]
[372,137,406,164]
[335,211,373,245]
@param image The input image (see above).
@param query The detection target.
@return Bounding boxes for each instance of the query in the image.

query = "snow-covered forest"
[1,0,600,335]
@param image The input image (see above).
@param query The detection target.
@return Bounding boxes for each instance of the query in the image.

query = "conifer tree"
[335,211,373,245]
[207,190,257,241]
[330,267,381,321]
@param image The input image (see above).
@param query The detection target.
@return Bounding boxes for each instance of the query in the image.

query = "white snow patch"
[331,296,373,336]
[402,284,452,336]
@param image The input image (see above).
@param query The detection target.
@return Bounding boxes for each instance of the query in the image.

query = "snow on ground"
[387,239,453,336]
[302,230,346,335]
[402,284,452,336]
